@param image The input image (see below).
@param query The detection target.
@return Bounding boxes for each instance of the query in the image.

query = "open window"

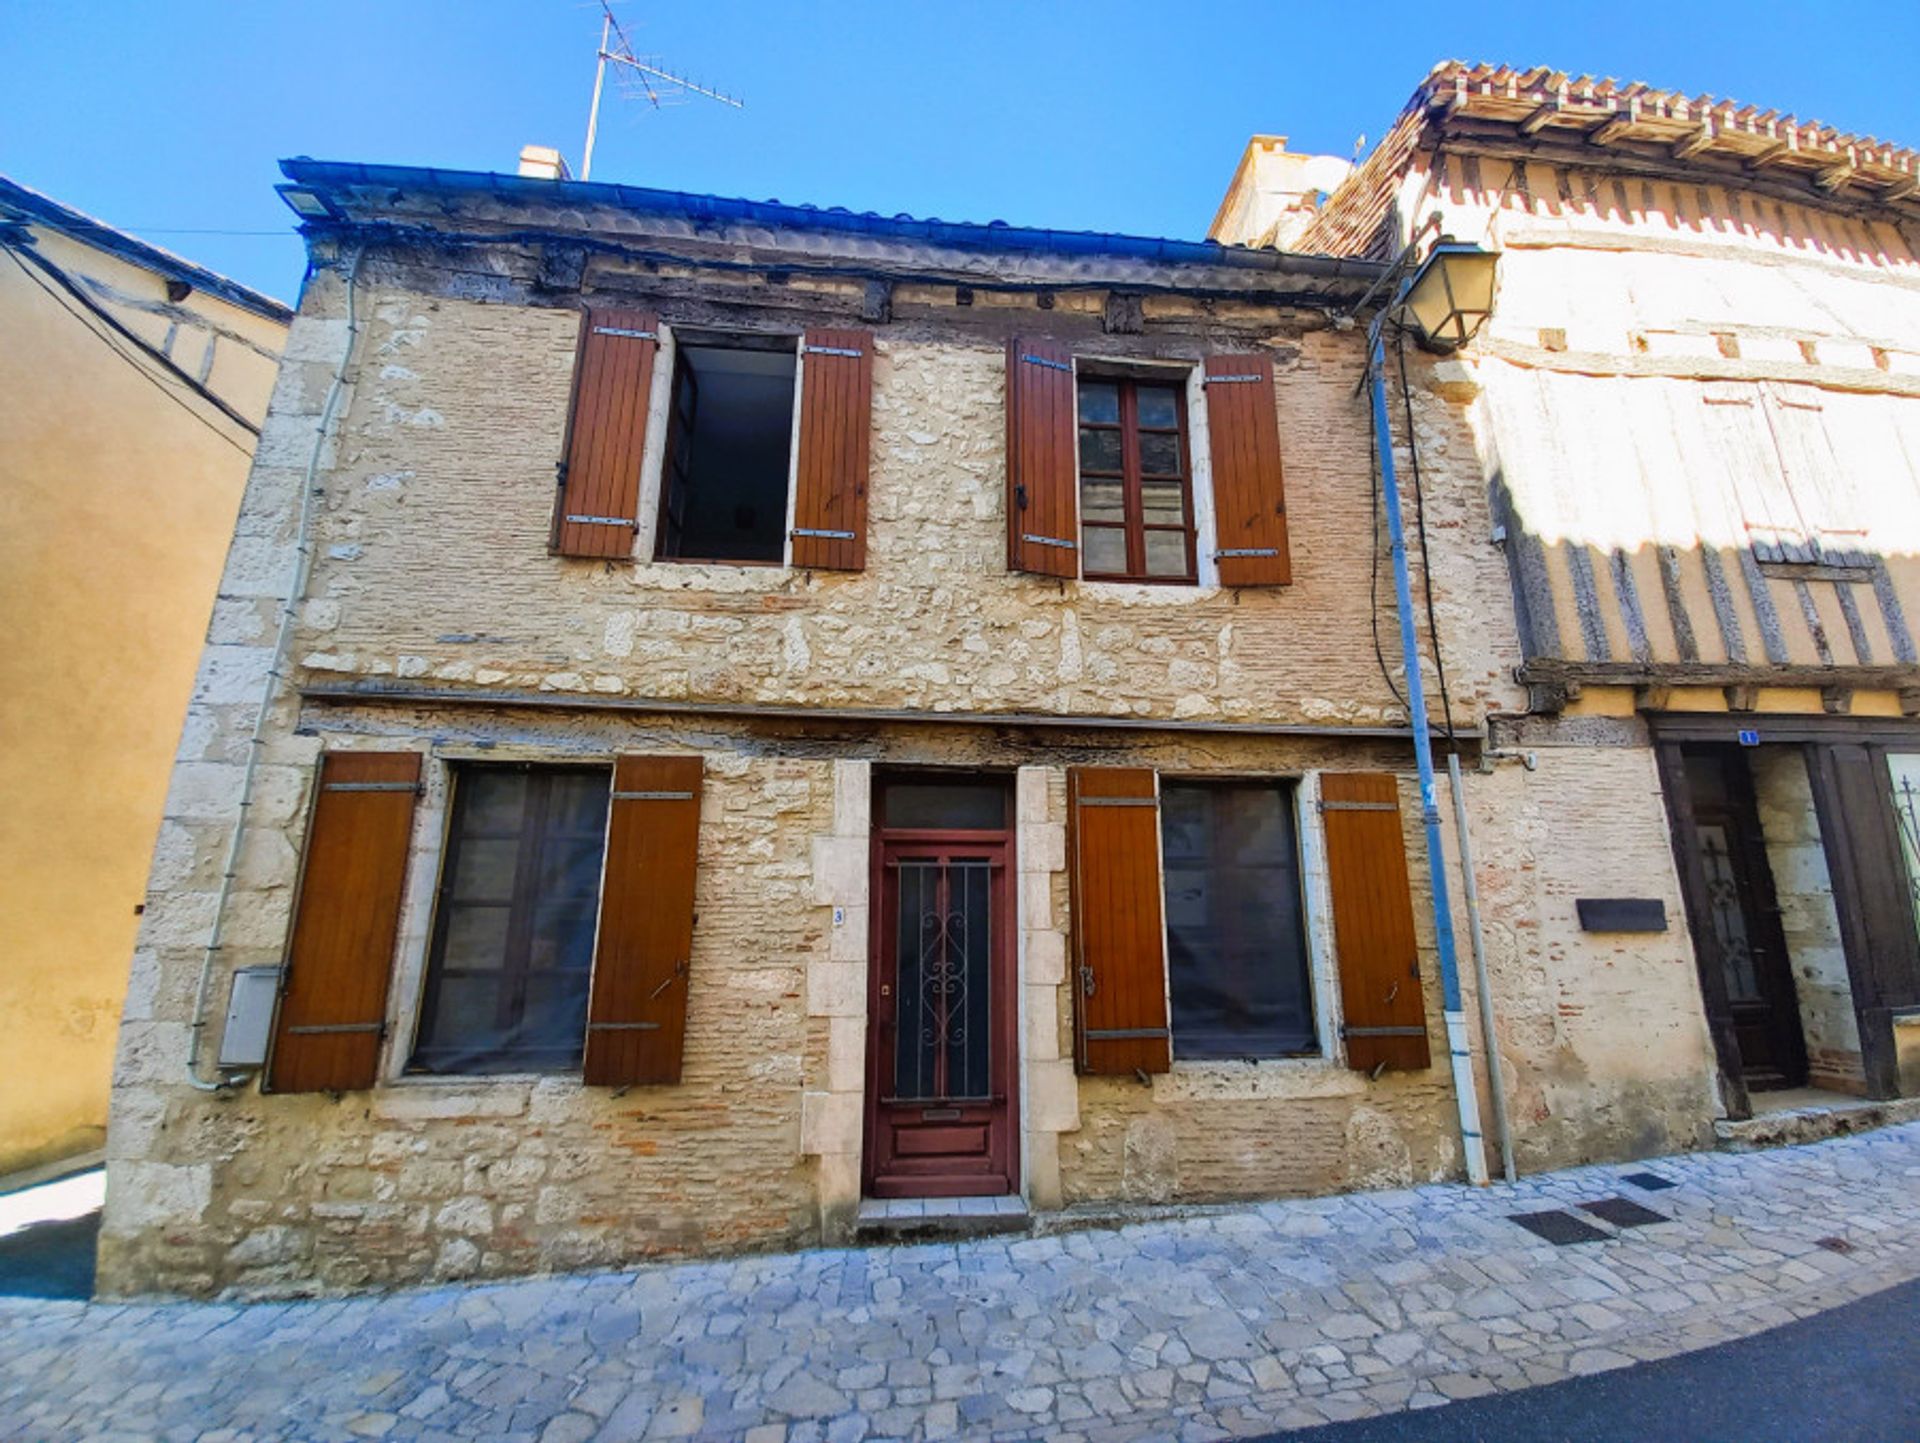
[656,336,797,564]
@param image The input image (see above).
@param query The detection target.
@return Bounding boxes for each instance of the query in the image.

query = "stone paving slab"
[4,1123,1919,1443]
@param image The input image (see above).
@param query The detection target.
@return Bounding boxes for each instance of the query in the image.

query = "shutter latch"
[647,960,690,1001]
[1080,965,1096,997]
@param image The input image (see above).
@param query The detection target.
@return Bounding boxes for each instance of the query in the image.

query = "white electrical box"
[219,967,281,1068]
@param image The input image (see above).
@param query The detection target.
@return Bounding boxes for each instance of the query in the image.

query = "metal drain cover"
[1621,1171,1677,1191]
[1580,1196,1669,1228]
[1509,1209,1610,1245]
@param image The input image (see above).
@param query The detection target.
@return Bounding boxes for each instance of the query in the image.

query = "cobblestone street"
[5,1122,1918,1443]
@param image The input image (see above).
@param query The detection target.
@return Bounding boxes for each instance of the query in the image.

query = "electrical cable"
[1366,350,1410,719]
[1395,331,1460,751]
[3,244,254,458]
[2,238,261,439]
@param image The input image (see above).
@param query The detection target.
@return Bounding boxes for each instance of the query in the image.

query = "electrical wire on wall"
[1366,377,1410,721]
[1,241,257,455]
[1396,331,1460,752]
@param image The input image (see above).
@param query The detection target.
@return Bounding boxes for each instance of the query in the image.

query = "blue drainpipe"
[1366,312,1490,1186]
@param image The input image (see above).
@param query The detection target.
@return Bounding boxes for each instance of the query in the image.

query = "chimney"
[1208,136,1353,249]
[518,145,572,182]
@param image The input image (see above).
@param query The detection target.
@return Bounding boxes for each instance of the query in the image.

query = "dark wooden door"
[865,809,1017,1198]
[1682,747,1808,1091]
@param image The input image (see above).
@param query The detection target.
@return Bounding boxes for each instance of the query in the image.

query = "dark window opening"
[1077,375,1196,583]
[1159,779,1316,1059]
[413,765,610,1074]
[656,340,796,563]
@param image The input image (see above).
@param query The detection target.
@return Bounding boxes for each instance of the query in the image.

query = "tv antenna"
[580,1,743,181]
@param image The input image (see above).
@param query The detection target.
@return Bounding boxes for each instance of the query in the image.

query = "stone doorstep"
[853,1194,1030,1243]
[1715,1092,1920,1151]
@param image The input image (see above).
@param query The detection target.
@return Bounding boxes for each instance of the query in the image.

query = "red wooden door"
[865,826,1017,1198]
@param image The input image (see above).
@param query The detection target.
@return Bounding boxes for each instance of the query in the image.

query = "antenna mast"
[580,1,743,182]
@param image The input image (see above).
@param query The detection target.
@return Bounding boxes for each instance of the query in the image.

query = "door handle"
[880,984,892,998]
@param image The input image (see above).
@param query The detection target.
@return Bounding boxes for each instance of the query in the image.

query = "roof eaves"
[278,157,1386,287]
[0,174,293,324]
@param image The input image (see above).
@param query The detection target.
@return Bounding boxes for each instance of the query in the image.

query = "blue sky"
[6,2,1918,303]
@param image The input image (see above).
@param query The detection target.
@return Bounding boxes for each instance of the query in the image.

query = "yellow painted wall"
[0,223,285,1178]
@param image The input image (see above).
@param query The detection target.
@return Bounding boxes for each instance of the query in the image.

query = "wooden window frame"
[410,762,613,1076]
[1077,374,1197,585]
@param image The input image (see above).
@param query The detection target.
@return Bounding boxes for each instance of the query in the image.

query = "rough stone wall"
[1449,715,1721,1168]
[274,264,1516,730]
[102,234,1729,1296]
[1751,747,1864,1093]
[104,711,828,1297]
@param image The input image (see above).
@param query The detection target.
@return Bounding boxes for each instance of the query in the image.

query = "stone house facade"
[105,146,1721,1298]
[1237,63,1920,1120]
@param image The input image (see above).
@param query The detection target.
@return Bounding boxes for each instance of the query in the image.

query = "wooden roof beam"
[1881,174,1919,203]
[1671,122,1717,161]
[1588,107,1638,147]
[1816,159,1859,192]
[1520,100,1560,135]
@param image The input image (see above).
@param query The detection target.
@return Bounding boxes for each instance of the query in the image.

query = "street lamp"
[1398,239,1498,352]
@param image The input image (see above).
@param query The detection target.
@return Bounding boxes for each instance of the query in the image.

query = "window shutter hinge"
[792,528,856,540]
[592,325,657,340]
[1204,373,1265,384]
[804,344,864,358]
[1022,534,1077,550]
[1021,353,1072,372]
[1214,548,1279,559]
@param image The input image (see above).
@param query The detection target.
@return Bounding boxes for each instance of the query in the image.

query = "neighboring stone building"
[0,177,289,1182]
[103,126,1768,1296]
[1241,63,1920,1123]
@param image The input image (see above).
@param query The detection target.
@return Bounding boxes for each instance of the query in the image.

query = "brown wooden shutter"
[1068,767,1172,1075]
[1006,338,1080,577]
[1321,772,1431,1072]
[1204,354,1293,586]
[553,307,659,558]
[790,328,873,571]
[266,752,420,1093]
[583,754,703,1086]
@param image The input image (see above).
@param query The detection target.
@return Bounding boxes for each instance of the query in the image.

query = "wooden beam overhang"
[1518,658,1920,697]
[1588,110,1638,147]
[1408,65,1920,223]
[301,679,1480,745]
[1671,122,1718,162]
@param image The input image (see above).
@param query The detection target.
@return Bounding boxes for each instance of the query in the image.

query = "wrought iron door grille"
[891,858,993,1101]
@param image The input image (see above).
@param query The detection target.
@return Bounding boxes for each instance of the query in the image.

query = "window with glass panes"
[1158,780,1317,1059]
[1076,376,1196,582]
[413,765,611,1074]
